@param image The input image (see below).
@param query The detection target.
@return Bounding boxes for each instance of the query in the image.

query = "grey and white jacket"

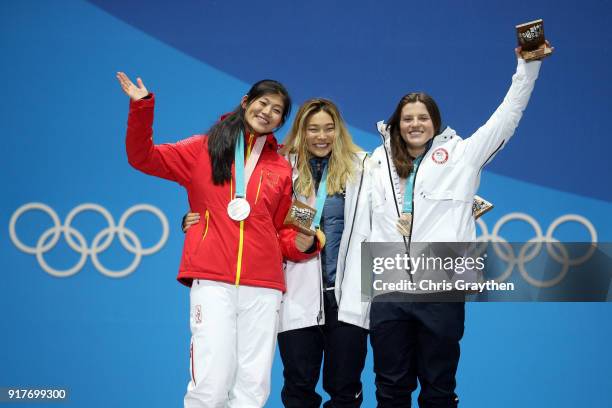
[278,152,371,332]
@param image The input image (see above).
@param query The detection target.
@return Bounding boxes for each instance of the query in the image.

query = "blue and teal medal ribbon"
[311,164,328,230]
[402,156,423,213]
[234,131,246,198]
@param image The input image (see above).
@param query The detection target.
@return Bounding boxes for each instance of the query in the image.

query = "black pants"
[278,291,369,408]
[370,297,465,408]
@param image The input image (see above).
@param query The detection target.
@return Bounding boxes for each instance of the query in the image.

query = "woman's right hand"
[116,71,149,101]
[295,232,315,253]
[515,40,554,60]
[182,212,200,233]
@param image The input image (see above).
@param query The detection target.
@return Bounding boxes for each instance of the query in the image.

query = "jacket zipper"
[337,154,367,303]
[380,137,402,218]
[381,136,433,280]
[407,144,433,243]
[234,133,257,286]
[316,252,324,325]
[315,161,325,325]
[196,210,210,252]
[195,210,210,254]
[404,147,431,282]
[254,170,263,204]
[202,210,210,240]
[190,340,196,386]
[235,220,245,286]
[229,174,243,286]
[380,135,412,281]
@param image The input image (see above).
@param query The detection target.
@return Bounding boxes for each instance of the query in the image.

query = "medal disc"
[228,198,251,221]
[396,213,413,237]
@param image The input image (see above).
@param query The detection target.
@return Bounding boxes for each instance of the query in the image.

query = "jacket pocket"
[259,168,283,210]
[371,186,387,213]
[419,163,475,203]
[423,186,472,203]
[254,170,264,204]
[184,210,209,261]
[195,210,210,252]
[424,190,453,200]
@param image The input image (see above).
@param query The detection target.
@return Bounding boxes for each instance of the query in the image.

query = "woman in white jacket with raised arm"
[360,44,551,407]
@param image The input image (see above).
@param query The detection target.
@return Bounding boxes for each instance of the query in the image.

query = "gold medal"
[396,212,413,237]
[315,228,326,249]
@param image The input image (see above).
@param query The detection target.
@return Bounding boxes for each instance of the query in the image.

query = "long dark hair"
[207,80,292,185]
[386,92,441,178]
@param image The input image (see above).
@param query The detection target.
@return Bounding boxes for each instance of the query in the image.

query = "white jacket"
[278,152,371,332]
[349,59,542,299]
[369,59,541,244]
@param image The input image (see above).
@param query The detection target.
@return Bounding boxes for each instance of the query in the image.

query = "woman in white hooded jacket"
[357,45,550,407]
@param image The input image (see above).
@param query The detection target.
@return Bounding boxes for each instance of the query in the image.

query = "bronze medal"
[396,212,413,237]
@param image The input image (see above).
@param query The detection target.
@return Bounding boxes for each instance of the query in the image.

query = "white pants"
[184,280,282,408]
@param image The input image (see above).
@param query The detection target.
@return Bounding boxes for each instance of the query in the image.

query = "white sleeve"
[463,59,542,168]
[354,156,373,240]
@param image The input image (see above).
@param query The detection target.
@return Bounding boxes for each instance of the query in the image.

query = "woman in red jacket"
[117,72,314,408]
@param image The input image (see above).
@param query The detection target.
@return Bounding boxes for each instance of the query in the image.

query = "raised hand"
[515,40,554,60]
[515,45,523,59]
[116,71,149,101]
[543,39,555,56]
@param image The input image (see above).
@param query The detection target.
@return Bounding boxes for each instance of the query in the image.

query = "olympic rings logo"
[475,213,597,288]
[9,203,169,278]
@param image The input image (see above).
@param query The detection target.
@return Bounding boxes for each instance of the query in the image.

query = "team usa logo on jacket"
[431,148,449,164]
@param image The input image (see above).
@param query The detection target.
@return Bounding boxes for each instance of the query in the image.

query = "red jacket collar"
[263,133,279,151]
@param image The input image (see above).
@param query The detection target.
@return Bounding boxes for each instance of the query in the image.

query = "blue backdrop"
[2,0,611,406]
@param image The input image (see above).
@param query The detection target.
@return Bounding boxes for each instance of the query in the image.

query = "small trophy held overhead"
[516,19,553,61]
[284,200,317,236]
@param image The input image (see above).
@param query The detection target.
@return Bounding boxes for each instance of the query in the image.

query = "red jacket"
[126,94,311,291]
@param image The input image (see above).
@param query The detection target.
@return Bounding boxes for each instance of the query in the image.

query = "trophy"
[472,195,493,219]
[516,19,553,61]
[284,200,317,236]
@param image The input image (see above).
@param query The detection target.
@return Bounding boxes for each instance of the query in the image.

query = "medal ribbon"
[234,131,266,198]
[402,156,423,213]
[309,164,328,230]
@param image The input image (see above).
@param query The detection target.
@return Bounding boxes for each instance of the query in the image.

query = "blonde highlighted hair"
[280,98,361,196]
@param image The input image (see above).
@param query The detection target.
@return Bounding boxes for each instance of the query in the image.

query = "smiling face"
[399,101,435,155]
[241,93,285,135]
[305,110,335,158]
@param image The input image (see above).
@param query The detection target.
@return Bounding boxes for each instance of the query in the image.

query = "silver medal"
[227,197,251,221]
